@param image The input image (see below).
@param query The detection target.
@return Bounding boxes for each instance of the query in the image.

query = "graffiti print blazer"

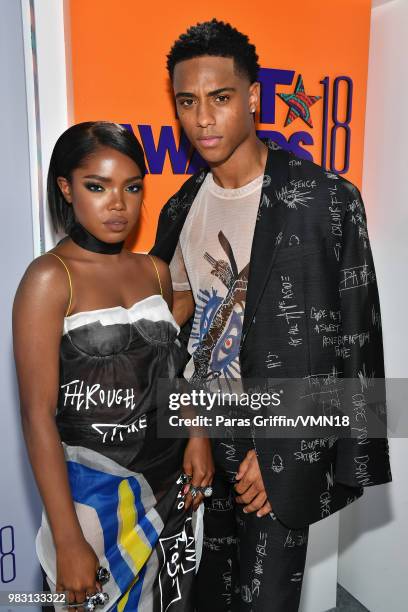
[151,141,392,529]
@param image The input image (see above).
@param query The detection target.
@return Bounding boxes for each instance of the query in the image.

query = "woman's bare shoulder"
[14,252,71,313]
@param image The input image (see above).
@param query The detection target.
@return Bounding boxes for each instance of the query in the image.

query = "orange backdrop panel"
[68,0,371,251]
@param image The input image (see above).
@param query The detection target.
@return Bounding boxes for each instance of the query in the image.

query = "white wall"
[300,516,338,612]
[0,2,70,609]
[22,0,71,255]
[338,1,408,609]
[0,0,42,604]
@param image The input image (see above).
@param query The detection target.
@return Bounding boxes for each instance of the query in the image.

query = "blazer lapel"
[240,144,290,350]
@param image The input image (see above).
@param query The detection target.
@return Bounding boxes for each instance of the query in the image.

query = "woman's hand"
[183,437,214,511]
[56,537,101,609]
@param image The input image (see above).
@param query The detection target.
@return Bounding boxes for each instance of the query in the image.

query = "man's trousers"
[196,439,309,612]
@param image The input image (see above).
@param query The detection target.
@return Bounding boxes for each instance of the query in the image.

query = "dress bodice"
[62,294,180,355]
[56,294,189,472]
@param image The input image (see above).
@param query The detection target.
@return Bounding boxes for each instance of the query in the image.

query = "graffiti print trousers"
[196,438,309,612]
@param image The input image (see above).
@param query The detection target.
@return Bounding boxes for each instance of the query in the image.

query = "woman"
[13,122,213,611]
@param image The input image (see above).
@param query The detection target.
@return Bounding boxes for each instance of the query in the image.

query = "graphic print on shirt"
[189,230,249,386]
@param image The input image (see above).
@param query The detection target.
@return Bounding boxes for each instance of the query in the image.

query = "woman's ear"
[56,177,73,204]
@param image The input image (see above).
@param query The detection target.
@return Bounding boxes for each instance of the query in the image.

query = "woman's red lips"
[104,217,127,224]
[103,218,128,232]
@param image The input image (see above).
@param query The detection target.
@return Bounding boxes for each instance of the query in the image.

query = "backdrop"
[68,0,372,252]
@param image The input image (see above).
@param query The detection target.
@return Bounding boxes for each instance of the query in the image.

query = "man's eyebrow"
[175,87,236,99]
[82,174,142,182]
[207,87,236,96]
[175,91,195,99]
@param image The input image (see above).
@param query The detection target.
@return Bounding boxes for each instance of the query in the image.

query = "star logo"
[278,75,321,128]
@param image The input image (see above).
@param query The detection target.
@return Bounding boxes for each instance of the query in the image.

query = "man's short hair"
[167,18,260,83]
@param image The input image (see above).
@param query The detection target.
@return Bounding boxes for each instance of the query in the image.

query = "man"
[151,19,392,611]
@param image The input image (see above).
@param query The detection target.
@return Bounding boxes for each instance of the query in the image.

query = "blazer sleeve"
[334,182,392,489]
[149,196,177,263]
[150,173,200,263]
[149,189,195,349]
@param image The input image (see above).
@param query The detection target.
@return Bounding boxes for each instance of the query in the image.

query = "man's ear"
[248,81,260,115]
[56,177,73,203]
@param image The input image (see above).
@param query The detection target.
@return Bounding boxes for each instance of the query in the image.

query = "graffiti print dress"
[36,271,196,611]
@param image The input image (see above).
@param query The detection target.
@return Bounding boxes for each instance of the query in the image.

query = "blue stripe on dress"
[66,460,156,594]
[127,475,158,548]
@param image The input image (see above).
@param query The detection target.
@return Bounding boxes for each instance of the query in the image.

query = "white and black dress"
[36,255,196,612]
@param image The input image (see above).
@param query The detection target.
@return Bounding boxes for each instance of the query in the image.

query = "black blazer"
[151,141,392,528]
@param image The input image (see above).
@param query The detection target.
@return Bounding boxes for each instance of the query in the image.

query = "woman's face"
[58,146,144,242]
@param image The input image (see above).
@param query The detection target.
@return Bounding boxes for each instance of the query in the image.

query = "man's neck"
[209,135,268,189]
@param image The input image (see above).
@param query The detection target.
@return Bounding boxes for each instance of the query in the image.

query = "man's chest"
[179,195,259,301]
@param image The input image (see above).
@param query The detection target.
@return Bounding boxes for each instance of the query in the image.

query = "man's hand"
[234,449,272,517]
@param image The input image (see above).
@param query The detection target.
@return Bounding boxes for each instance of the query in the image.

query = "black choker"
[69,222,124,255]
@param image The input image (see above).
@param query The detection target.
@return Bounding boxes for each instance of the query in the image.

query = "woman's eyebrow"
[82,174,111,182]
[82,174,142,182]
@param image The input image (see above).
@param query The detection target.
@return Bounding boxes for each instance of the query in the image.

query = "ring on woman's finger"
[198,486,213,497]
[190,486,199,499]
[67,592,109,611]
[96,566,110,584]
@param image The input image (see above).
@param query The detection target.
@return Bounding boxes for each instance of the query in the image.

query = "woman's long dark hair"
[47,122,147,234]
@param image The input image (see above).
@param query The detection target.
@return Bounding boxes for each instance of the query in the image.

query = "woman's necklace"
[69,222,124,255]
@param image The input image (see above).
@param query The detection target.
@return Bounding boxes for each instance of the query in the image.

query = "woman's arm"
[172,290,195,327]
[150,255,194,326]
[148,256,213,509]
[13,256,100,603]
[149,255,173,310]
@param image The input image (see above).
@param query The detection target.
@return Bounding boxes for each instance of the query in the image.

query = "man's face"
[172,56,259,166]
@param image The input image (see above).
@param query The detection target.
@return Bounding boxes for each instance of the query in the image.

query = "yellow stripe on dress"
[117,479,152,575]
